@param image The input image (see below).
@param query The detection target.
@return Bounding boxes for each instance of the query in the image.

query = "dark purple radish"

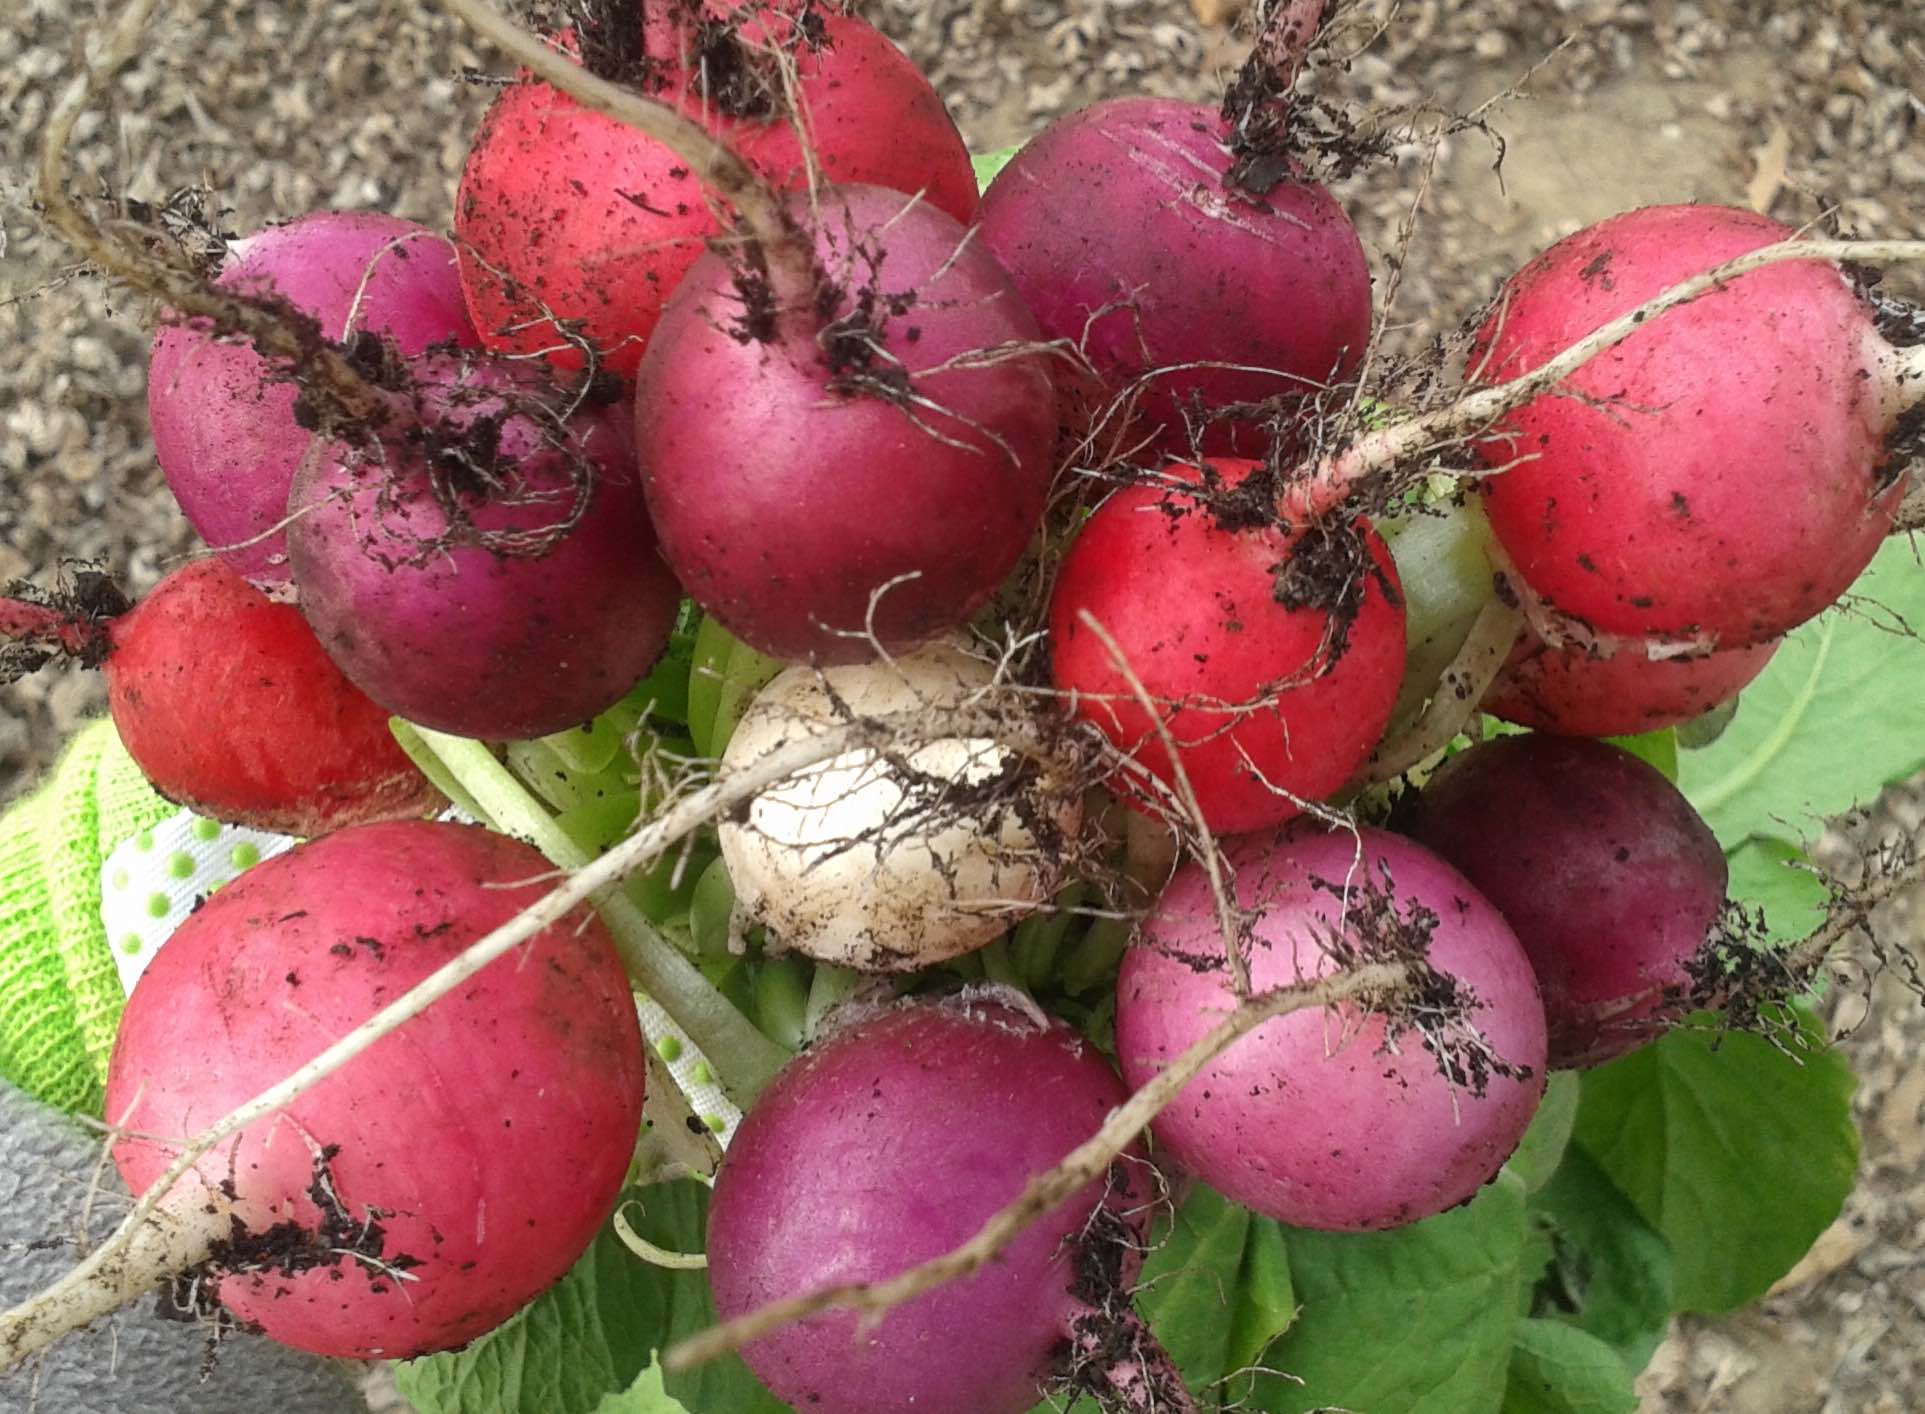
[1483,632,1780,737]
[975,94,1371,457]
[148,212,478,588]
[634,183,1057,664]
[286,352,681,740]
[1114,825,1547,1232]
[1406,734,1729,1067]
[706,995,1190,1414]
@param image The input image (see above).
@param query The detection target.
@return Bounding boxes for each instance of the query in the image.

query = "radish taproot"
[148,211,477,588]
[1406,734,1730,1067]
[1114,824,1546,1231]
[286,350,681,741]
[101,820,644,1358]
[0,558,441,836]
[635,183,1057,663]
[716,640,1081,972]
[455,0,976,379]
[706,994,1190,1414]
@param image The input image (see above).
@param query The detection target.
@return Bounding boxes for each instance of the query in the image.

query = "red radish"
[1114,824,1547,1231]
[148,212,477,587]
[1484,632,1779,737]
[286,351,681,740]
[707,995,1187,1414]
[635,183,1057,664]
[455,2,976,379]
[104,820,644,1358]
[1471,204,1915,649]
[1407,735,1729,1067]
[0,558,440,836]
[1049,459,1406,833]
[975,94,1371,457]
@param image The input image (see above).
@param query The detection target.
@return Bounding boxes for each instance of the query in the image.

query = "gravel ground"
[2,1,1922,1409]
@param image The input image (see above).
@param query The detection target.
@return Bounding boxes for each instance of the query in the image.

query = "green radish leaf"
[1506,1071,1582,1195]
[1527,1146,1674,1366]
[394,1182,787,1414]
[1602,728,1677,781]
[1135,1182,1294,1399]
[1724,836,1829,945]
[1247,1172,1530,1413]
[1502,1319,1639,1414]
[593,1362,693,1414]
[1677,538,1925,845]
[687,617,785,759]
[971,146,1022,190]
[1572,1018,1857,1313]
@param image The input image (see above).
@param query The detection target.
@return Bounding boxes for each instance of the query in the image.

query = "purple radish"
[286,352,680,740]
[1115,824,1547,1232]
[148,212,478,587]
[1406,734,1730,1067]
[706,994,1192,1414]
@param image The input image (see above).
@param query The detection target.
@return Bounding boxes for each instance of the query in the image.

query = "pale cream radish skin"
[717,640,1082,972]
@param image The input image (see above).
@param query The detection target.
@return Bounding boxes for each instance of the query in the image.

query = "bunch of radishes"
[4,0,1923,1409]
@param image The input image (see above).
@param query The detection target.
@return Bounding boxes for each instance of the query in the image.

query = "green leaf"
[1506,1071,1582,1195]
[1502,1319,1638,1414]
[394,1182,788,1414]
[593,1362,692,1414]
[1602,729,1678,781]
[1135,1183,1294,1399]
[1247,1172,1530,1413]
[1527,1146,1674,1366]
[1677,537,1925,845]
[971,146,1022,190]
[1572,1021,1858,1313]
[1725,836,1829,945]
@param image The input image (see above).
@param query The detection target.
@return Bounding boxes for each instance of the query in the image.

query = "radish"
[634,183,1057,663]
[0,558,441,836]
[1471,203,1918,650]
[148,212,477,588]
[974,73,1370,456]
[455,0,976,379]
[1114,824,1546,1231]
[285,350,682,740]
[1484,632,1780,737]
[716,640,1082,972]
[1406,734,1730,1067]
[1049,458,1406,833]
[100,820,644,1358]
[706,994,1188,1414]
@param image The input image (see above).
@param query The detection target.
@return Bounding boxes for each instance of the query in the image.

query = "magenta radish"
[1484,632,1779,737]
[634,182,1057,664]
[103,819,644,1358]
[455,2,976,379]
[286,351,680,740]
[1114,824,1547,1231]
[0,558,441,836]
[1049,458,1406,833]
[1471,203,1918,649]
[148,212,477,587]
[1407,734,1729,1067]
[975,94,1371,457]
[707,995,1187,1414]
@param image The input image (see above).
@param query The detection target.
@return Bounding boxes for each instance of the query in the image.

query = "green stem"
[1058,916,1135,996]
[803,964,864,1039]
[977,938,1022,989]
[1010,884,1087,989]
[753,958,811,1053]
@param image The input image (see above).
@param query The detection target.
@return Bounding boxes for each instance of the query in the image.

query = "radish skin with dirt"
[717,640,1081,971]
[97,820,644,1359]
[1115,824,1547,1231]
[706,995,1191,1414]
[1483,631,1780,737]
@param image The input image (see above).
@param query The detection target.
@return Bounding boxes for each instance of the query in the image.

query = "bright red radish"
[104,820,644,1358]
[635,183,1056,664]
[707,995,1188,1414]
[455,1,976,379]
[1114,824,1547,1231]
[975,95,1371,457]
[148,212,477,587]
[1484,632,1779,737]
[1049,459,1406,833]
[1472,204,1916,649]
[286,351,681,740]
[0,558,440,836]
[1407,734,1729,1067]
